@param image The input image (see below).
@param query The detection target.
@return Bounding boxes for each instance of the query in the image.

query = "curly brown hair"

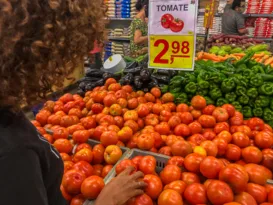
[0,0,106,108]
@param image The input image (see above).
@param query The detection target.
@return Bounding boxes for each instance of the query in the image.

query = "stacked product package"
[108,27,131,38]
[105,0,137,18]
[245,0,273,14]
[103,42,131,61]
[196,16,222,35]
[254,18,273,38]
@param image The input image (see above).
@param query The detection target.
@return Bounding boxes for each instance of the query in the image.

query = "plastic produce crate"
[84,149,169,205]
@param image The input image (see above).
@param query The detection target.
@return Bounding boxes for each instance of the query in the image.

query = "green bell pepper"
[160,85,169,93]
[211,72,226,84]
[238,95,249,105]
[221,79,236,93]
[270,99,273,110]
[225,92,237,103]
[263,108,273,121]
[210,83,219,90]
[216,98,229,107]
[209,88,222,100]
[204,96,215,105]
[242,106,253,118]
[232,101,242,112]
[184,73,196,83]
[175,93,188,104]
[231,75,248,87]
[249,74,264,87]
[196,88,208,96]
[247,60,258,69]
[236,86,247,96]
[246,88,259,98]
[170,76,185,87]
[169,87,181,93]
[185,82,197,94]
[260,74,273,82]
[252,65,265,74]
[255,95,270,107]
[242,69,255,79]
[198,80,210,89]
[253,107,263,117]
[258,83,273,96]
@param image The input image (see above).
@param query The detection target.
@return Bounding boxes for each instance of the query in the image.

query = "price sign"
[149,35,194,69]
[148,0,198,70]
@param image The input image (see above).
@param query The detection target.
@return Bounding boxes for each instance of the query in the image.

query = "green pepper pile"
[163,51,273,126]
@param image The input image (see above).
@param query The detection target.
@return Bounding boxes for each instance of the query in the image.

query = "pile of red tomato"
[32,77,273,205]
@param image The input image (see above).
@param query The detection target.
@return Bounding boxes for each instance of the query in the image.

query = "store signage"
[148,0,198,70]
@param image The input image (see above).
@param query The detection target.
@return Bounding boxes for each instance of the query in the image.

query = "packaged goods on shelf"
[254,18,273,38]
[245,0,273,14]
[103,42,131,61]
[108,27,131,38]
[105,0,137,19]
[197,16,222,35]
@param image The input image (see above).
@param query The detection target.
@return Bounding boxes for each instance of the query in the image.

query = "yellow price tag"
[149,35,194,70]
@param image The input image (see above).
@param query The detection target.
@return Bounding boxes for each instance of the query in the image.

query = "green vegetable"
[253,107,263,117]
[267,121,273,129]
[185,82,197,94]
[242,69,255,79]
[210,83,219,90]
[216,98,229,107]
[252,65,265,74]
[170,76,184,86]
[231,75,248,87]
[196,88,208,96]
[260,74,273,82]
[209,88,222,100]
[263,108,273,121]
[232,101,242,112]
[198,80,210,89]
[175,93,188,104]
[236,86,247,96]
[211,72,226,84]
[124,56,136,62]
[247,44,268,53]
[218,49,227,56]
[184,73,196,83]
[258,83,273,96]
[169,87,181,93]
[225,92,237,103]
[249,74,264,87]
[221,45,232,52]
[242,106,253,118]
[247,60,258,69]
[238,95,249,105]
[204,96,214,105]
[246,88,259,98]
[234,51,255,67]
[160,85,169,93]
[270,99,273,110]
[221,79,236,93]
[230,47,243,54]
[209,46,220,54]
[255,95,270,107]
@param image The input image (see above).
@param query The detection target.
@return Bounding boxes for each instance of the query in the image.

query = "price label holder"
[149,35,194,70]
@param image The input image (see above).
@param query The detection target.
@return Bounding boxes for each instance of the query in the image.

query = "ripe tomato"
[139,156,156,175]
[62,169,86,194]
[262,149,273,171]
[43,134,54,144]
[124,110,138,121]
[73,148,93,163]
[64,161,74,173]
[168,116,181,129]
[244,164,273,185]
[131,156,143,170]
[234,192,257,205]
[70,194,85,205]
[81,176,104,199]
[176,103,189,112]
[60,115,78,127]
[60,153,71,162]
[115,90,127,99]
[92,144,105,164]
[159,110,172,122]
[158,146,172,156]
[255,131,273,149]
[36,110,52,126]
[53,127,69,140]
[247,117,265,131]
[137,134,155,150]
[188,121,202,134]
[242,146,262,164]
[161,93,174,103]
[207,180,234,204]
[191,95,207,110]
[143,174,163,200]
[72,130,90,144]
[198,115,216,128]
[161,13,174,28]
[184,153,205,173]
[219,164,249,194]
[222,104,235,117]
[179,112,193,125]
[184,183,208,204]
[158,189,183,205]
[181,172,200,185]
[202,105,216,115]
[144,93,155,103]
[212,137,228,156]
[217,130,232,143]
[117,126,133,143]
[246,183,267,203]
[212,107,229,122]
[225,144,241,161]
[101,165,113,178]
[105,78,117,88]
[174,123,191,137]
[53,139,72,154]
[92,164,103,176]
[150,87,161,98]
[100,131,118,147]
[104,145,122,165]
[129,193,153,205]
[200,140,218,157]
[232,132,250,148]
[164,180,186,195]
[73,161,93,177]
[200,156,224,179]
[171,140,192,157]
[167,156,184,168]
[188,133,207,145]
[154,122,170,135]
[191,109,202,119]
[115,159,136,175]
[214,122,230,134]
[170,18,184,32]
[160,165,181,185]
[80,116,96,130]
[60,185,73,201]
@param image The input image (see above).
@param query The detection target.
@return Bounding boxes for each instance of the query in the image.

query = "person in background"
[0,1,145,205]
[130,0,149,58]
[222,0,248,35]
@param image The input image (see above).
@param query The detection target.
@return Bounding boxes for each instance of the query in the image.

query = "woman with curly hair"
[0,0,145,205]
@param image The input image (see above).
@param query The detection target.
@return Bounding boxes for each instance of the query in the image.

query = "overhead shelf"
[243,13,273,18]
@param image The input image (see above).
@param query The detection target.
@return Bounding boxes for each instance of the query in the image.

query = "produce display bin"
[83,149,170,205]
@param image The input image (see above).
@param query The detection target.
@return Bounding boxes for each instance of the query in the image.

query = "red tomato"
[164,180,186,195]
[137,134,155,150]
[159,110,172,122]
[176,103,189,112]
[214,122,230,134]
[232,132,250,148]
[53,139,72,154]
[100,131,118,147]
[62,169,86,194]
[203,130,216,141]
[200,156,224,179]
[191,95,207,110]
[181,172,200,185]
[70,195,85,205]
[170,18,184,32]
[161,13,174,28]
[247,117,265,131]
[188,121,202,134]
[212,138,228,156]
[64,161,74,173]
[234,192,257,205]
[198,115,216,128]
[158,189,183,205]
[143,174,163,200]
[184,183,208,204]
[207,180,234,204]
[167,156,184,168]
[81,176,104,199]
[131,156,143,170]
[179,112,194,124]
[115,159,136,175]
[139,156,156,175]
[72,130,90,144]
[184,153,205,173]
[150,87,161,98]
[73,161,94,177]
[219,164,249,194]
[202,105,216,115]
[73,148,93,163]
[43,134,54,144]
[154,122,170,135]
[171,140,193,157]
[158,146,172,156]
[92,164,103,176]
[60,185,73,201]
[151,132,164,149]
[246,183,267,204]
[242,146,262,164]
[161,93,174,103]
[200,140,218,157]
[168,116,181,129]
[92,144,105,164]
[255,131,273,149]
[129,194,153,205]
[225,144,241,161]
[104,145,122,165]
[53,127,69,140]
[174,124,191,137]
[160,165,181,185]
[60,153,71,162]
[262,149,273,171]
[244,164,273,185]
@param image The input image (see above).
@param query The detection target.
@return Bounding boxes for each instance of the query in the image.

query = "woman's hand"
[94,167,146,205]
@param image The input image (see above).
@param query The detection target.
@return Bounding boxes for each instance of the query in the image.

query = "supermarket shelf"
[108,36,130,41]
[243,13,273,18]
[108,17,133,21]
[198,12,223,17]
